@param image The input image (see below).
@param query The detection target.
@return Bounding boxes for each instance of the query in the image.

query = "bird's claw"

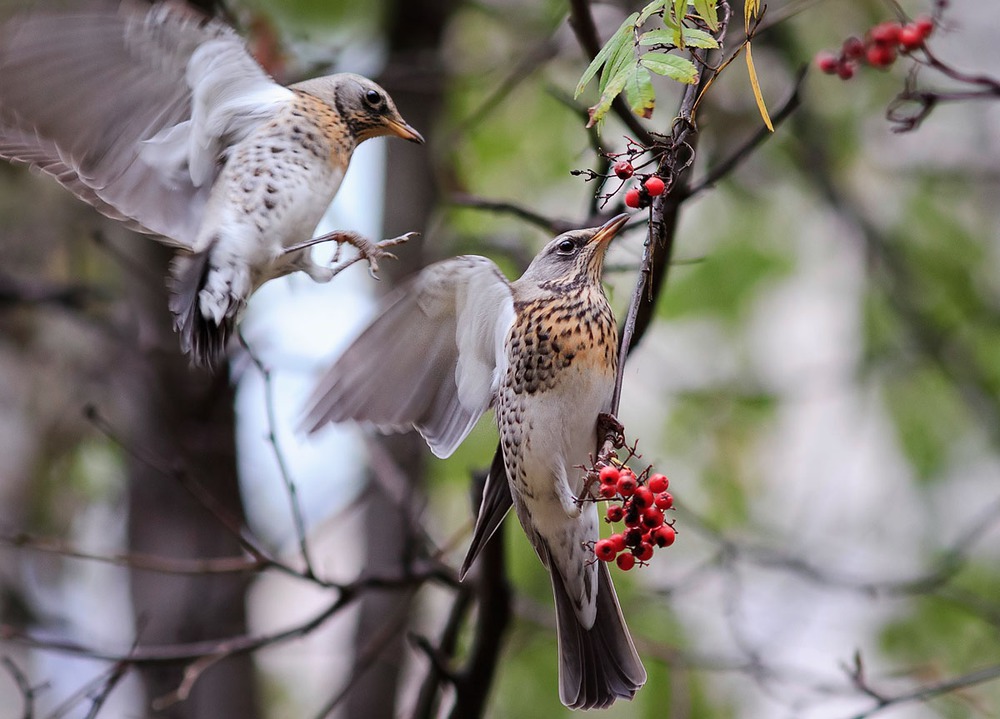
[597,412,626,447]
[358,232,419,280]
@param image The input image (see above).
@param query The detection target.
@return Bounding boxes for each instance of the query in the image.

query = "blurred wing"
[306,256,514,458]
[0,1,290,248]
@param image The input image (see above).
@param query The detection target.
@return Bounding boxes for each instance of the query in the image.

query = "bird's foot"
[353,232,419,279]
[597,412,626,448]
[283,230,418,279]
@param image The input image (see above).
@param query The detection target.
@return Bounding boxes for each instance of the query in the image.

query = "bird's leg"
[283,230,419,279]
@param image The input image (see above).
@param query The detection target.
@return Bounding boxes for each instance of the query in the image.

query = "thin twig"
[83,404,309,583]
[0,532,262,575]
[1,656,37,719]
[239,334,318,580]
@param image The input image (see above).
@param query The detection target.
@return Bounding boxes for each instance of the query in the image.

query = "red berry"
[599,465,620,486]
[624,527,643,547]
[866,43,897,67]
[654,491,673,510]
[632,486,654,510]
[616,553,636,571]
[914,16,933,39]
[651,525,676,548]
[837,61,856,80]
[815,51,839,74]
[605,504,624,523]
[613,161,634,180]
[641,506,665,529]
[644,176,665,197]
[599,483,618,499]
[633,543,654,562]
[609,533,627,552]
[624,188,642,209]
[647,474,669,493]
[595,539,617,561]
[898,25,923,50]
[608,534,625,552]
[870,21,902,46]
[842,36,866,60]
[624,505,641,527]
[617,475,637,497]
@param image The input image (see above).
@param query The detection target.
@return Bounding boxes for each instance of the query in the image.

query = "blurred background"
[1,0,999,717]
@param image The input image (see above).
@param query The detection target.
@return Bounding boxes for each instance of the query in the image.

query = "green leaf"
[681,26,719,48]
[671,0,687,26]
[639,52,698,83]
[693,0,720,31]
[574,12,638,98]
[598,30,637,95]
[623,64,655,119]
[640,27,718,49]
[637,0,668,26]
[587,62,634,127]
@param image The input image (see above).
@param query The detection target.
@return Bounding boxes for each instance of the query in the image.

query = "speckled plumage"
[0,1,423,367]
[306,214,646,709]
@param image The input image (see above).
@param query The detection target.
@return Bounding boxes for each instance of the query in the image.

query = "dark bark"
[123,243,259,719]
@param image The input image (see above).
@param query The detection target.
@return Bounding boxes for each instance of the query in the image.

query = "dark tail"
[550,555,646,709]
[168,252,235,369]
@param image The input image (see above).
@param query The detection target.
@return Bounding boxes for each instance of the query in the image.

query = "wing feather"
[0,1,289,247]
[306,256,514,458]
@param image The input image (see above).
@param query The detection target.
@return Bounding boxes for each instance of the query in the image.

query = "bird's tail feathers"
[548,546,646,710]
[168,251,236,369]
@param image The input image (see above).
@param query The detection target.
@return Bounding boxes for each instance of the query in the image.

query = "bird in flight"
[0,1,423,367]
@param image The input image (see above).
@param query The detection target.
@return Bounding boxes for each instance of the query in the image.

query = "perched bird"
[306,214,646,709]
[0,1,423,367]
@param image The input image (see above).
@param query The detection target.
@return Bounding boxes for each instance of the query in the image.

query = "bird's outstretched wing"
[305,256,515,458]
[0,0,290,248]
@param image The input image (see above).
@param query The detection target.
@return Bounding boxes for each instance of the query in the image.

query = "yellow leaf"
[744,0,759,32]
[745,43,773,132]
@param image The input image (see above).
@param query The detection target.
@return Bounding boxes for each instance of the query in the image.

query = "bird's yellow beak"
[590,213,630,245]
[384,118,425,144]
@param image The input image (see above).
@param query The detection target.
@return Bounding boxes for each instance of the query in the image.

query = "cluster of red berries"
[613,160,666,209]
[816,16,934,79]
[592,466,676,571]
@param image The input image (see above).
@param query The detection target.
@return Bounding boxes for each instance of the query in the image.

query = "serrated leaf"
[574,12,638,98]
[641,27,717,49]
[639,28,677,48]
[745,43,773,131]
[681,27,718,48]
[587,63,634,127]
[639,52,698,84]
[623,64,655,119]
[637,0,668,26]
[693,0,719,31]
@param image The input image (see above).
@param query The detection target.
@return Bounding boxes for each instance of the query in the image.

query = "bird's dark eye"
[556,239,576,255]
[364,89,383,107]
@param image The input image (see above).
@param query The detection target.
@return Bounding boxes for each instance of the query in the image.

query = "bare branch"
[0,532,262,575]
[238,335,318,580]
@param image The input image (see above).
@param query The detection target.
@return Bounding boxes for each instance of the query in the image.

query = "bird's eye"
[364,89,383,107]
[556,239,576,255]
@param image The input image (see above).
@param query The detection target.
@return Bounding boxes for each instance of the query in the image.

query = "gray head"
[292,73,424,144]
[517,214,629,291]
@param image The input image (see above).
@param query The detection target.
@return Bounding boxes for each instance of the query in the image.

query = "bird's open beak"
[384,118,425,144]
[590,213,630,245]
